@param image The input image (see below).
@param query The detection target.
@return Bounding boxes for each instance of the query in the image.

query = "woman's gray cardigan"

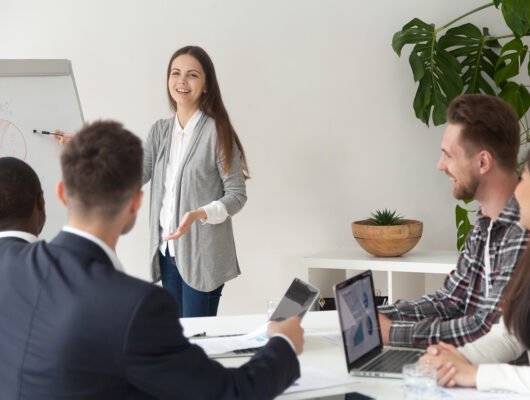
[142,113,247,292]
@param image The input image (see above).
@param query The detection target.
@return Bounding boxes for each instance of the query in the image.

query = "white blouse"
[459,318,530,393]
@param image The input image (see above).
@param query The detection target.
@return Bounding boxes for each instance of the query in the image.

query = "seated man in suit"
[0,121,303,400]
[0,156,45,243]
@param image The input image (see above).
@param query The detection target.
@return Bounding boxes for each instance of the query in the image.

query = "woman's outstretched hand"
[165,209,207,241]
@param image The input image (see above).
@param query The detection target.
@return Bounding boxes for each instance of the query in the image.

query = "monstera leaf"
[498,81,530,118]
[393,18,463,126]
[501,0,530,37]
[494,37,530,118]
[495,38,528,85]
[394,1,530,250]
[438,24,500,96]
[456,201,474,251]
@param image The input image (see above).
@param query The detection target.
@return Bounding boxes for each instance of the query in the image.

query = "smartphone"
[315,392,375,400]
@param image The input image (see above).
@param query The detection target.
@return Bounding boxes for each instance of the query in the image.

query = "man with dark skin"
[0,156,45,243]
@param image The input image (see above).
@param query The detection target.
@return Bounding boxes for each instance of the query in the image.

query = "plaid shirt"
[379,196,528,348]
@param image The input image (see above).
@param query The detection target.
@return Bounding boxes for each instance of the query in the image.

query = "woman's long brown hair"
[166,46,249,178]
[503,150,530,348]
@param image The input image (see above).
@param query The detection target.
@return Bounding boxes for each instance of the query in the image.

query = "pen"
[191,331,207,338]
[33,129,64,137]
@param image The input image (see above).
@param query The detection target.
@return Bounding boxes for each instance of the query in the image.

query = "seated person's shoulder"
[0,236,32,249]
[114,271,165,297]
[0,238,39,265]
[108,270,177,313]
[501,219,528,243]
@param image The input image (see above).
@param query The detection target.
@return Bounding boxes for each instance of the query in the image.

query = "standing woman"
[142,46,249,318]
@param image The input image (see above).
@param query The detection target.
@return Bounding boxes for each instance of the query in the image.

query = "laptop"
[210,277,320,358]
[334,270,422,378]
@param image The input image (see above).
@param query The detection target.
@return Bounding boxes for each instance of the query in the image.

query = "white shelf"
[303,248,458,274]
[302,248,459,303]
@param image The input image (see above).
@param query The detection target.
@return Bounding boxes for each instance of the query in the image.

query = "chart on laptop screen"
[336,276,379,361]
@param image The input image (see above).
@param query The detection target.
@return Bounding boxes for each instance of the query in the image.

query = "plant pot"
[351,219,423,257]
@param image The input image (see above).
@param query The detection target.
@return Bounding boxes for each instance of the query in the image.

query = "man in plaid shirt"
[378,94,529,348]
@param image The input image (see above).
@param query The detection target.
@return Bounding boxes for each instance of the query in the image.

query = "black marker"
[33,129,64,137]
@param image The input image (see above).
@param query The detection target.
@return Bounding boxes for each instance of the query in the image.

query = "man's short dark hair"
[0,157,42,228]
[60,120,143,217]
[446,94,520,172]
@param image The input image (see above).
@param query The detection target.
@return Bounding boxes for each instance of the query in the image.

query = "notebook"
[210,277,320,358]
[334,270,422,378]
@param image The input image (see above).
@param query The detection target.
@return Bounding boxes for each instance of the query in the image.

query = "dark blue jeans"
[159,249,224,318]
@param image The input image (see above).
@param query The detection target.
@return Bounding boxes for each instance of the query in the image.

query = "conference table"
[180,310,407,399]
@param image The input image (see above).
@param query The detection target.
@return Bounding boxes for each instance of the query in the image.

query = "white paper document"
[283,366,354,394]
[440,387,529,399]
[189,324,269,356]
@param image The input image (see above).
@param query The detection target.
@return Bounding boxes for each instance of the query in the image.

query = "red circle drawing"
[0,119,27,160]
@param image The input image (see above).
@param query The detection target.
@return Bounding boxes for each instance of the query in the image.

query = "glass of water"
[402,362,437,400]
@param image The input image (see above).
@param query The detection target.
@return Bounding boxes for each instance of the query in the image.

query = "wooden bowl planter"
[351,219,423,257]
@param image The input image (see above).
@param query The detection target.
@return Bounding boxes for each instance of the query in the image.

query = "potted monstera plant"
[352,209,423,257]
[392,1,530,250]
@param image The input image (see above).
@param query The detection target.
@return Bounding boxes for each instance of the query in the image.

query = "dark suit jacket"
[0,232,300,399]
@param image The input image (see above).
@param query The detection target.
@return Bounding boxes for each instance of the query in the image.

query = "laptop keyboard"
[361,349,421,373]
[232,347,260,355]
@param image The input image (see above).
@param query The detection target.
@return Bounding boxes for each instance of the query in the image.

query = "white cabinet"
[302,248,458,303]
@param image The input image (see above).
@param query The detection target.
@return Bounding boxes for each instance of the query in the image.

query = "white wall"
[1,0,506,314]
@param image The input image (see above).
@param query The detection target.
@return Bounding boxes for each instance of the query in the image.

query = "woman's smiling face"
[167,54,206,111]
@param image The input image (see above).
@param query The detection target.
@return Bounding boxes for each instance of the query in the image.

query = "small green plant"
[369,209,404,226]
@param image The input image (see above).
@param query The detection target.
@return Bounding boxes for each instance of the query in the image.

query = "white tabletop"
[181,311,406,399]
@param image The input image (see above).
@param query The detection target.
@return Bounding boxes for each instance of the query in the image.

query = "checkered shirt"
[379,196,529,348]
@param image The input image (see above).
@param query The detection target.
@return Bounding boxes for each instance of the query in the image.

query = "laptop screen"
[335,271,383,369]
[269,278,320,322]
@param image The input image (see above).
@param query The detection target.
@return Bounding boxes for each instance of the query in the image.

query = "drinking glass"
[402,362,437,400]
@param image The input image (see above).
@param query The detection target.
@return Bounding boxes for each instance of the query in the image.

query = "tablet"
[269,278,320,321]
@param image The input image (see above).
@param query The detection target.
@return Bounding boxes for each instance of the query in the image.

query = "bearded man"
[378,94,529,348]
